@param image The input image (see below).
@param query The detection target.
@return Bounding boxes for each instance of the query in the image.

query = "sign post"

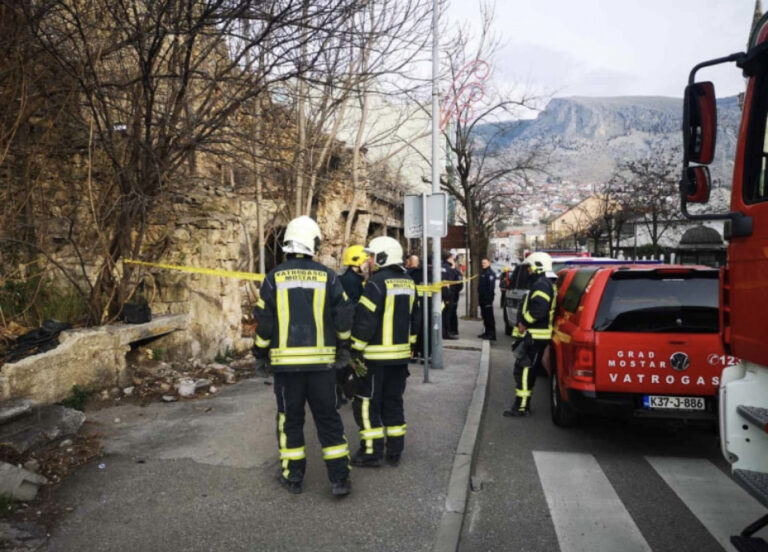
[404,193,447,381]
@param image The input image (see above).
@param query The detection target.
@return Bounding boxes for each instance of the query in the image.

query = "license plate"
[643,395,706,410]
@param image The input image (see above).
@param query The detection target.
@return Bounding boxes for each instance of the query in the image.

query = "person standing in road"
[253,216,353,496]
[503,252,556,418]
[350,237,421,467]
[478,258,497,340]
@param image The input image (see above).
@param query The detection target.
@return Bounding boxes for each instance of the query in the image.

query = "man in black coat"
[478,257,497,340]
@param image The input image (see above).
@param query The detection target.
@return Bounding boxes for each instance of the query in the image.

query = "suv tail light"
[573,345,594,382]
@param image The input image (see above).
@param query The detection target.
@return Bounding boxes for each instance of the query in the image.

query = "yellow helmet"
[342,244,368,267]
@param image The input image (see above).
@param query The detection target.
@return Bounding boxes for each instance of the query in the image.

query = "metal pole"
[430,0,443,370]
[422,193,430,383]
[257,175,265,275]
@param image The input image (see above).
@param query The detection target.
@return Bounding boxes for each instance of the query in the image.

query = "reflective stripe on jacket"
[253,255,352,371]
[351,265,421,365]
[513,273,556,340]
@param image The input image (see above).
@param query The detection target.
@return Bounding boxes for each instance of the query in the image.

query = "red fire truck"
[680,12,768,551]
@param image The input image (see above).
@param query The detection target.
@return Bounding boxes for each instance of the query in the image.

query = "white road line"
[534,451,652,552]
[646,456,768,552]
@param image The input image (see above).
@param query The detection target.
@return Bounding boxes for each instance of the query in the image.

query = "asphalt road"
[460,311,768,552]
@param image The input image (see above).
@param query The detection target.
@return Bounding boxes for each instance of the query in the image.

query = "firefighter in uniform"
[253,216,353,496]
[336,245,370,405]
[339,245,368,304]
[349,237,421,467]
[503,251,556,417]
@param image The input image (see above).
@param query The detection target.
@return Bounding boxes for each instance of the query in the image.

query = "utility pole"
[430,0,443,369]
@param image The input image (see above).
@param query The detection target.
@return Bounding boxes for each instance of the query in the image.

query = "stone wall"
[0,315,187,403]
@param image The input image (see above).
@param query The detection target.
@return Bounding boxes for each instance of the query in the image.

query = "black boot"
[276,471,303,494]
[503,408,531,417]
[350,452,381,468]
[385,454,401,467]
[331,477,352,497]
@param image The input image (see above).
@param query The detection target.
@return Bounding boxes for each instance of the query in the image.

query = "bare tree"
[22,0,362,323]
[441,5,544,316]
[613,145,680,256]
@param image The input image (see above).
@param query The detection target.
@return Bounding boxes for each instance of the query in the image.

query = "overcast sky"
[445,0,759,99]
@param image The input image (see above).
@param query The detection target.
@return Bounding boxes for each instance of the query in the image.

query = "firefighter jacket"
[478,267,497,306]
[513,272,556,341]
[351,265,421,365]
[253,255,352,372]
[339,267,364,305]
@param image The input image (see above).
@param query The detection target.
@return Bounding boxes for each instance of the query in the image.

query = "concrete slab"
[0,315,187,404]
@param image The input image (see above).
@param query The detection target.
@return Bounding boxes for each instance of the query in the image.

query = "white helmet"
[282,216,321,256]
[366,236,403,268]
[523,251,553,274]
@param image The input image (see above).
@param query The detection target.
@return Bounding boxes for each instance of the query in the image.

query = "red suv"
[546,264,734,427]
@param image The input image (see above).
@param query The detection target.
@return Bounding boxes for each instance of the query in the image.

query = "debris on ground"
[108,349,257,406]
[0,408,103,551]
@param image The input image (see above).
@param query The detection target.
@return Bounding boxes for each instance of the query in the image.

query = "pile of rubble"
[116,351,258,405]
[0,400,99,550]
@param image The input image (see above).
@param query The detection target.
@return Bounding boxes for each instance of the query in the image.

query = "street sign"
[404,194,422,238]
[403,193,447,238]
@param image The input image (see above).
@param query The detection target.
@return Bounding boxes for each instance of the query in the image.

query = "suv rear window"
[593,271,719,333]
[561,268,599,313]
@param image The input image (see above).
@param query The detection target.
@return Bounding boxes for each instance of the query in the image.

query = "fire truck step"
[734,470,768,509]
[737,405,768,433]
[730,535,768,552]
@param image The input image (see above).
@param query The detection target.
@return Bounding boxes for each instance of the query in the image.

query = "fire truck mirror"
[684,81,717,165]
[685,166,711,204]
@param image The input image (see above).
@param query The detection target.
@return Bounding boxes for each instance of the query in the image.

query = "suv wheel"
[550,366,578,427]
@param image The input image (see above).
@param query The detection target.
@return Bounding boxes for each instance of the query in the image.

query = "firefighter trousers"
[352,363,409,460]
[274,370,350,483]
[512,339,548,412]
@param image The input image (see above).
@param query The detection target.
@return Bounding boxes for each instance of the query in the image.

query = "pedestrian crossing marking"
[646,456,768,552]
[533,451,652,552]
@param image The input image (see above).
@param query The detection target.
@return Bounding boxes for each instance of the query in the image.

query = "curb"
[432,339,490,552]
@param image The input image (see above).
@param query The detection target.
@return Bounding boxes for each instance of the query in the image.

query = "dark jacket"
[339,267,365,305]
[478,266,497,306]
[351,265,421,366]
[514,272,556,341]
[253,255,352,372]
[441,261,463,303]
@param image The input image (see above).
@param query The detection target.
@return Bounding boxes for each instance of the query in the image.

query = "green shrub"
[61,384,93,412]
[0,494,16,518]
[214,346,233,364]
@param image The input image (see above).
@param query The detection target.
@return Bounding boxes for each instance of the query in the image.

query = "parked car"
[502,255,613,335]
[545,264,732,427]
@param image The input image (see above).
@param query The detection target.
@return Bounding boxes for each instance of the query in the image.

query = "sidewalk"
[42,315,486,552]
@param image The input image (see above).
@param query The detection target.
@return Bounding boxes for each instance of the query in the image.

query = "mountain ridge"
[478,94,741,188]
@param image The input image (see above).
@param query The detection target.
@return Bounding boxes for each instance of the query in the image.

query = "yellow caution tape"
[124,259,473,291]
[416,275,477,295]
[124,259,265,282]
